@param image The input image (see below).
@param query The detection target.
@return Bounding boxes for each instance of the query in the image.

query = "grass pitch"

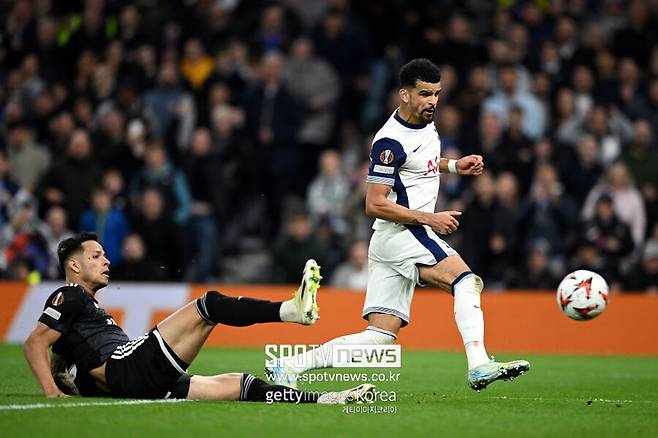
[1,344,657,437]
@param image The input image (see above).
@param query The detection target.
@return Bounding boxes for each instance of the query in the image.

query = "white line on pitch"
[0,399,191,411]
[485,396,655,404]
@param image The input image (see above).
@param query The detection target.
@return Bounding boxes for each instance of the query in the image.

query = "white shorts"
[362,224,458,326]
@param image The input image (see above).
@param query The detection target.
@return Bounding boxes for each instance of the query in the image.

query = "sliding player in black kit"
[24,233,374,404]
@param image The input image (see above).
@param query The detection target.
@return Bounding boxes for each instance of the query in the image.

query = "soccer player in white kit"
[269,59,529,391]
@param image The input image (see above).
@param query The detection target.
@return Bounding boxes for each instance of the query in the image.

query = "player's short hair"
[57,232,99,272]
[399,58,441,88]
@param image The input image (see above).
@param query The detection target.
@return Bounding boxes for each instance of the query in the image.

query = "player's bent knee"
[451,272,484,296]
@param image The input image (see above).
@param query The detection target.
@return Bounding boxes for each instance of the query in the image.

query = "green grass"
[1,344,657,437]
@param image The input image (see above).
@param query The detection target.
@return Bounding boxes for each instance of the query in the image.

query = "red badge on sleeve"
[52,292,64,306]
[379,149,395,164]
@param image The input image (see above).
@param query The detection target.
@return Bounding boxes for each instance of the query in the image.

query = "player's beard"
[418,105,435,123]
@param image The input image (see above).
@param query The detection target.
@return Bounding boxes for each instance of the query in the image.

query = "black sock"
[240,374,320,403]
[195,291,282,326]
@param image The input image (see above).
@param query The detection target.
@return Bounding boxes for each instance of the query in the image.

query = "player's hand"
[456,155,484,175]
[427,211,462,235]
[45,389,69,398]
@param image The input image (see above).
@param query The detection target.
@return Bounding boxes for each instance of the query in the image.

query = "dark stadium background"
[0,0,656,293]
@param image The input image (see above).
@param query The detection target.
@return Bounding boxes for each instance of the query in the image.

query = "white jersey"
[366,110,442,231]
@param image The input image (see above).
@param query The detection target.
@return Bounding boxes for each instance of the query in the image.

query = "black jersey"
[38,284,129,388]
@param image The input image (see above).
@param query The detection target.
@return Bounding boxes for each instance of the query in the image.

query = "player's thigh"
[418,255,471,292]
[156,301,214,364]
[187,373,242,401]
[363,259,414,332]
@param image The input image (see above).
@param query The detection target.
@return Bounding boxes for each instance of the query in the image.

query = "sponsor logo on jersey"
[44,307,62,320]
[52,292,64,306]
[373,165,395,174]
[379,149,395,164]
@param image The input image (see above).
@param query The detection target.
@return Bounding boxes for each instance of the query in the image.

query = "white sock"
[283,327,396,374]
[279,300,297,322]
[453,273,490,369]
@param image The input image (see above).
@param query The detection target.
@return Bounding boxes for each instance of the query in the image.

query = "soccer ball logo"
[556,270,609,321]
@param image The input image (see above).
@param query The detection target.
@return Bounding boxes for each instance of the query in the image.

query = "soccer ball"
[557,270,609,321]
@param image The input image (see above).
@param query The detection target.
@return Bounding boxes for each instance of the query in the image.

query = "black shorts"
[105,329,192,399]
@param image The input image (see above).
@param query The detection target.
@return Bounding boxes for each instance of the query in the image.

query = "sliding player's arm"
[24,322,67,398]
[438,155,484,175]
[365,183,461,235]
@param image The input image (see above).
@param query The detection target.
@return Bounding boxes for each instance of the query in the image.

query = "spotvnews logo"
[265,344,401,368]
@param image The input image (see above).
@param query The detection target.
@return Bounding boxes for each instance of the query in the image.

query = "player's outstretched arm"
[365,183,461,235]
[439,155,484,175]
[23,322,67,398]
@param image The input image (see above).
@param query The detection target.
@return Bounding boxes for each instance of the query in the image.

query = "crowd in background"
[0,0,656,292]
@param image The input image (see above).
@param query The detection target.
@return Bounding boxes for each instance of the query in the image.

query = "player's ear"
[399,88,410,105]
[68,257,81,274]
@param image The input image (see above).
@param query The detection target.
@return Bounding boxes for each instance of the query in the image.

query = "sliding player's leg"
[418,255,530,391]
[185,372,375,404]
[158,259,321,364]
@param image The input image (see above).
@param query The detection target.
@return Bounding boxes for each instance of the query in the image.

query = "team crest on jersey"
[379,149,395,164]
[52,292,65,306]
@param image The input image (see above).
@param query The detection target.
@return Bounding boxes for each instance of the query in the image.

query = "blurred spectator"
[6,122,51,191]
[560,135,604,207]
[508,241,559,290]
[180,38,214,92]
[612,0,655,68]
[37,129,101,229]
[578,194,634,285]
[518,163,578,261]
[625,231,658,293]
[616,57,646,119]
[0,192,49,278]
[255,4,296,54]
[181,128,220,282]
[466,111,504,172]
[143,61,196,153]
[111,233,167,282]
[582,162,646,247]
[272,211,328,283]
[342,162,373,243]
[646,77,658,138]
[553,88,577,136]
[92,109,139,176]
[312,7,370,122]
[307,150,349,234]
[620,120,658,229]
[79,187,129,266]
[0,150,20,225]
[36,206,75,279]
[457,172,498,279]
[132,188,184,280]
[557,104,634,166]
[284,37,339,187]
[331,240,368,290]
[130,141,192,225]
[499,106,533,176]
[47,111,76,154]
[437,105,463,153]
[102,169,129,212]
[482,64,546,139]
[488,172,521,287]
[243,52,302,236]
[571,65,595,117]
